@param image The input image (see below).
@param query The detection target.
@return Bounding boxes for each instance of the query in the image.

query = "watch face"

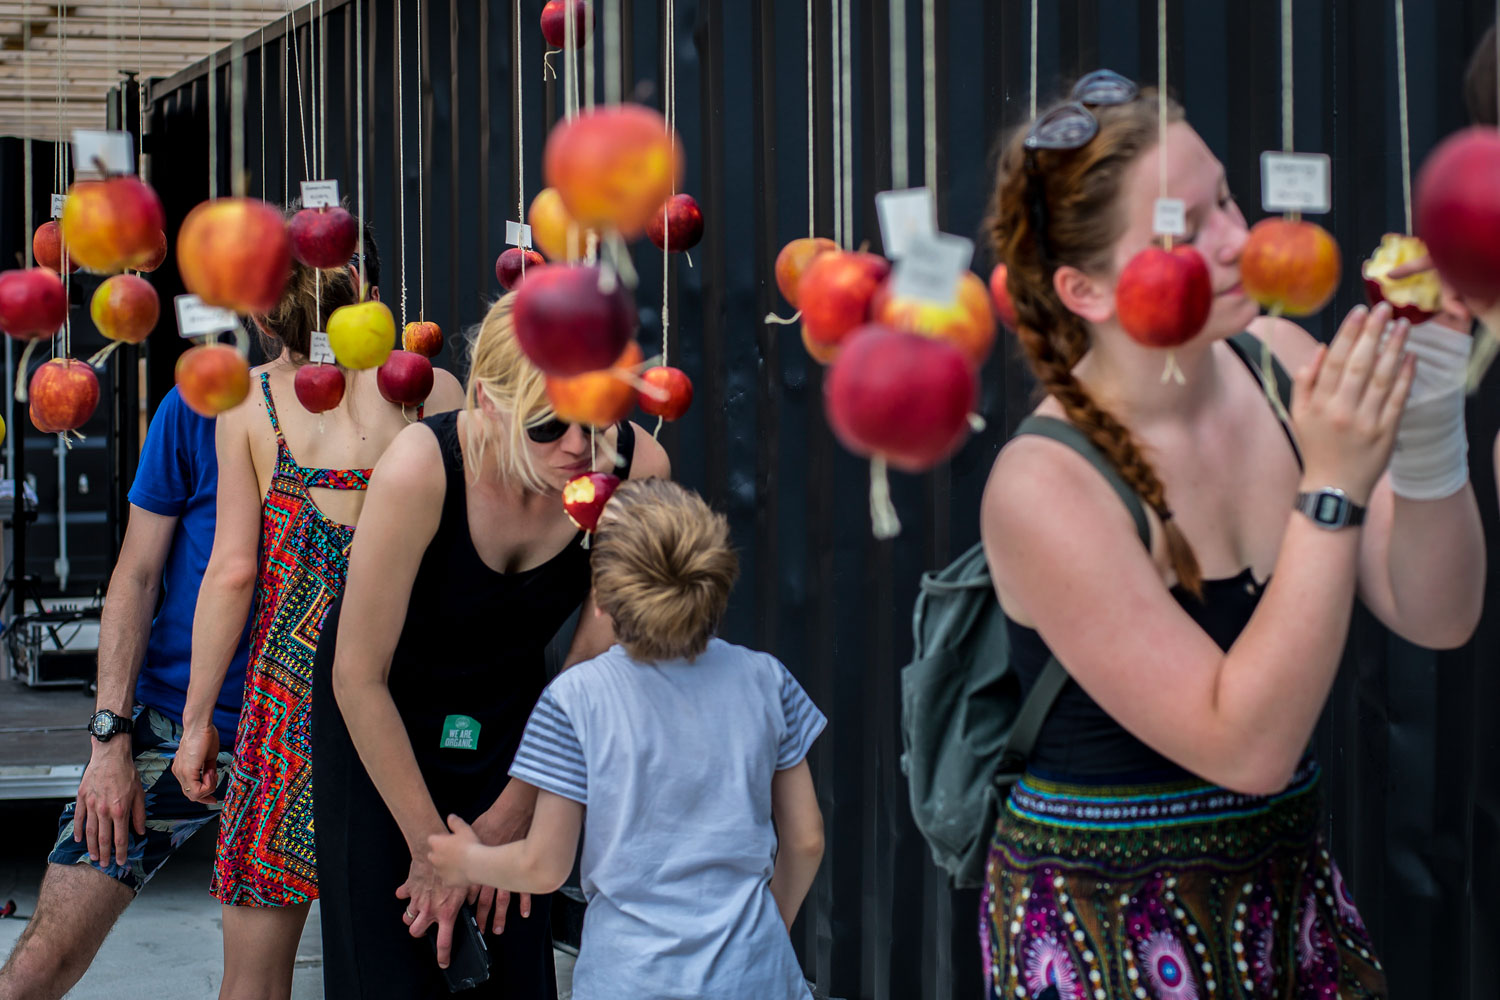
[89,712,114,738]
[1315,493,1345,524]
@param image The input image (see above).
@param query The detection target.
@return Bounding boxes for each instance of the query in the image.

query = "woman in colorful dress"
[172,244,465,1000]
[310,293,668,998]
[979,72,1483,999]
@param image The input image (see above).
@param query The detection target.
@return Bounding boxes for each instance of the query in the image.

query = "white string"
[319,0,327,174]
[1158,0,1168,215]
[415,0,424,316]
[1281,0,1293,153]
[307,7,317,177]
[563,0,578,120]
[516,0,528,282]
[604,0,621,105]
[208,9,217,200]
[397,0,407,329]
[840,0,852,246]
[890,0,906,190]
[1394,0,1413,234]
[22,18,31,269]
[288,3,311,180]
[806,0,814,237]
[232,37,247,198]
[830,0,842,248]
[662,0,674,366]
[138,1,146,178]
[260,26,266,197]
[1028,0,1037,119]
[356,0,366,299]
[922,0,936,204]
[584,0,595,111]
[284,10,290,201]
[59,3,68,355]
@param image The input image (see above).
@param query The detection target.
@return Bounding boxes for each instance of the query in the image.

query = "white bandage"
[1389,322,1470,500]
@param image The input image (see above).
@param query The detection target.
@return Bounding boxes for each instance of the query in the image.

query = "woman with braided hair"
[979,72,1483,999]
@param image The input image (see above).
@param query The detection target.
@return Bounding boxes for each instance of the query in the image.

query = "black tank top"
[384,411,635,813]
[1006,336,1297,781]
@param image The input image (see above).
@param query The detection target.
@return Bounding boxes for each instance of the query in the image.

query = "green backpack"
[899,333,1291,888]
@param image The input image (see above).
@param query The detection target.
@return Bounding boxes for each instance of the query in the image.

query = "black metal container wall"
[141,2,1500,997]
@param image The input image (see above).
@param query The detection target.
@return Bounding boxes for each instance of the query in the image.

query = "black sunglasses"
[525,417,606,444]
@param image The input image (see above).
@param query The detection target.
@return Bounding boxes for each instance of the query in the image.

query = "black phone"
[427,902,492,992]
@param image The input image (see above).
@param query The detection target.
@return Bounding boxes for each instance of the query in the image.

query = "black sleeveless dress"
[312,411,635,999]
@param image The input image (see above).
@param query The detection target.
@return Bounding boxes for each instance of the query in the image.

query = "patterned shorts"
[49,706,235,894]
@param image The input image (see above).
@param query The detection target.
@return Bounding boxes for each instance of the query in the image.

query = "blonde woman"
[311,293,669,998]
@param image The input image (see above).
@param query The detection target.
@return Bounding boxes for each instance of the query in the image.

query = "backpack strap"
[1227,331,1303,470]
[997,416,1156,768]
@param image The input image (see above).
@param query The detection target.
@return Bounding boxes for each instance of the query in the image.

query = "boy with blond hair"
[428,478,825,999]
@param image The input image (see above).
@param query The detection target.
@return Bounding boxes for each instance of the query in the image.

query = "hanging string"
[662,0,675,368]
[306,6,317,177]
[806,0,814,237]
[1281,0,1293,153]
[319,0,328,175]
[415,0,425,317]
[1157,0,1169,221]
[516,0,528,284]
[604,0,621,105]
[288,5,312,181]
[59,1,69,357]
[890,0,907,190]
[840,0,852,246]
[22,19,31,268]
[563,0,579,121]
[397,0,408,330]
[284,9,291,201]
[232,37,248,199]
[260,26,266,197]
[1028,0,1037,119]
[830,0,842,249]
[208,14,217,199]
[356,0,367,299]
[1393,0,1413,234]
[583,0,596,112]
[922,0,936,204]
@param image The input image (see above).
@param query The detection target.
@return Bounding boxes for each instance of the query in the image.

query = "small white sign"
[1260,151,1331,214]
[505,220,534,249]
[50,193,66,219]
[1152,197,1186,237]
[174,295,239,338]
[71,130,135,178]
[891,231,974,305]
[308,330,336,363]
[300,179,341,209]
[875,188,937,260]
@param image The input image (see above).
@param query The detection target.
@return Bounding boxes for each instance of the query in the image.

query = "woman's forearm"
[461,838,566,895]
[334,673,446,853]
[1384,488,1485,647]
[769,845,822,929]
[184,560,257,727]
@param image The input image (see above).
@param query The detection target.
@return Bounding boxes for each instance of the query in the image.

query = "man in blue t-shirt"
[0,387,252,998]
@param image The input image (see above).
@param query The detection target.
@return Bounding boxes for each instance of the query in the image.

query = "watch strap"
[1297,490,1365,528]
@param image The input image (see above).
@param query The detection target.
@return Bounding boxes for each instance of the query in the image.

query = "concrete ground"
[0,801,575,999]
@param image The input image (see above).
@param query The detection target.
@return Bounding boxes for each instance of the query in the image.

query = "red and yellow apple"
[90,274,159,344]
[377,349,435,407]
[327,299,396,370]
[28,401,60,435]
[988,262,1019,330]
[562,471,620,534]
[294,363,345,414]
[544,104,684,239]
[288,206,359,270]
[871,270,996,369]
[175,343,251,417]
[801,326,840,365]
[59,177,165,273]
[1415,127,1500,303]
[32,222,76,274]
[646,194,704,253]
[1362,233,1442,324]
[638,365,693,421]
[496,247,547,291]
[0,268,68,341]
[513,264,637,377]
[798,250,892,350]
[402,320,443,357]
[177,197,293,314]
[1114,244,1213,348]
[545,341,642,426]
[136,230,169,273]
[1239,218,1340,317]
[529,187,587,262]
[29,358,100,432]
[775,237,839,308]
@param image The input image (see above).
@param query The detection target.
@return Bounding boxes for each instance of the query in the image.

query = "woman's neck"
[1072,324,1227,426]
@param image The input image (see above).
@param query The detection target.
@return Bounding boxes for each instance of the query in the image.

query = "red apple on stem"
[33,222,77,274]
[175,343,251,417]
[562,471,620,534]
[799,251,892,352]
[545,342,643,426]
[136,230,169,273]
[90,274,159,344]
[0,268,68,340]
[402,320,443,357]
[177,197,293,314]
[513,264,637,377]
[870,270,997,369]
[1415,127,1500,303]
[775,237,839,308]
[638,366,693,421]
[377,350,435,408]
[60,177,165,273]
[646,194,704,253]
[289,206,359,270]
[496,247,547,291]
[544,104,684,239]
[540,0,591,48]
[1114,244,1213,348]
[295,363,346,414]
[29,359,100,432]
[1239,218,1340,317]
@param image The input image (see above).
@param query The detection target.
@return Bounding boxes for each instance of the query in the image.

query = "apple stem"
[543,49,559,80]
[1159,352,1187,385]
[869,457,902,540]
[13,339,39,403]
[763,310,802,326]
[684,251,694,269]
[966,412,987,433]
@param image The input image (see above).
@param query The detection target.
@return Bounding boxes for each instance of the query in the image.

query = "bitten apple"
[1362,233,1442,324]
[562,471,621,534]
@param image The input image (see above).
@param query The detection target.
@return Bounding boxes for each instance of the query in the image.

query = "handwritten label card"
[50,194,66,219]
[174,295,238,338]
[300,180,341,209]
[505,220,534,249]
[1152,198,1186,238]
[875,188,937,260]
[308,331,336,363]
[891,231,974,306]
[71,130,135,178]
[1260,152,1331,214]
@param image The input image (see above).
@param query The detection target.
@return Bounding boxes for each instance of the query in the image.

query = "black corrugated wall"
[136,2,1499,997]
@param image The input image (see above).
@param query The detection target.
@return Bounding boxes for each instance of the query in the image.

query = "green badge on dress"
[440,714,481,750]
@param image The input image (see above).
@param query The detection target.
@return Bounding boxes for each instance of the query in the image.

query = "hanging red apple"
[801,326,841,365]
[646,194,704,253]
[562,471,620,534]
[513,264,637,377]
[175,343,251,417]
[177,197,293,314]
[295,363,346,414]
[29,359,99,432]
[1239,218,1340,317]
[377,350,435,407]
[799,251,891,352]
[0,268,68,341]
[1415,127,1500,303]
[775,237,839,308]
[136,230,169,273]
[288,206,359,270]
[824,325,976,473]
[60,177,165,273]
[988,262,1019,330]
[540,0,591,48]
[638,366,693,421]
[90,274,159,345]
[403,320,443,357]
[545,342,642,426]
[1361,233,1442,324]
[496,247,546,291]
[29,400,62,434]
[870,270,996,369]
[544,104,684,239]
[1114,245,1213,348]
[32,222,77,274]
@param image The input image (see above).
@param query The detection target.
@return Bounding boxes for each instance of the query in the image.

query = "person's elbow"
[528,842,574,894]
[206,553,259,596]
[783,812,825,862]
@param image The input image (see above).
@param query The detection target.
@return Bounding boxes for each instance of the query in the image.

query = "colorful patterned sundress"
[211,373,373,907]
[982,762,1387,1000]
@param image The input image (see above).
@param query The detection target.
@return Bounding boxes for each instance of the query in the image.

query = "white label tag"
[1260,152,1331,214]
[1152,197,1186,237]
[308,330,336,363]
[174,295,239,338]
[505,220,534,249]
[71,130,135,178]
[300,179,341,209]
[875,188,937,260]
[891,231,974,305]
[50,193,66,219]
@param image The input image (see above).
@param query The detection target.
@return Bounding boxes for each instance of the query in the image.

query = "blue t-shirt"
[510,639,826,1000]
[128,387,251,743]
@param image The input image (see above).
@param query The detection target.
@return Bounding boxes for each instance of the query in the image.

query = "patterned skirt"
[981,763,1385,1000]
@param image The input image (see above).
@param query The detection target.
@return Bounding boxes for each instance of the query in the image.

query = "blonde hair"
[463,293,556,493]
[590,479,739,663]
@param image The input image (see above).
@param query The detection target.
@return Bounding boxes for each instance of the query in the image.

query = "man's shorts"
[48,705,234,894]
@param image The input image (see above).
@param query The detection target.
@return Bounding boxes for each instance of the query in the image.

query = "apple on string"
[327,299,396,370]
[295,363,346,415]
[378,350,436,411]
[765,237,838,326]
[871,269,996,370]
[563,470,619,538]
[403,320,443,357]
[513,264,637,377]
[798,251,891,358]
[32,222,77,274]
[539,0,592,80]
[1362,234,1441,324]
[60,176,164,274]
[177,198,293,315]
[176,342,252,418]
[136,230,169,274]
[544,104,685,241]
[545,342,643,427]
[29,358,100,433]
[88,274,159,365]
[639,366,693,422]
[824,325,978,539]
[646,194,704,254]
[529,188,590,263]
[987,262,1019,331]
[0,268,68,341]
[1115,243,1213,383]
[1415,127,1500,304]
[1239,217,1341,318]
[289,205,359,270]
[496,248,546,291]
